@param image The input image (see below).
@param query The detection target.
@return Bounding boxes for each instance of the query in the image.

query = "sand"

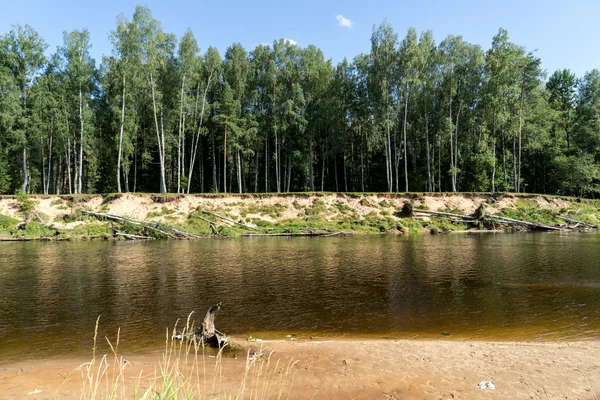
[0,192,580,231]
[1,339,599,399]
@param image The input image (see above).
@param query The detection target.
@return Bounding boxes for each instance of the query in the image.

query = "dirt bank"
[0,192,598,239]
[1,339,598,399]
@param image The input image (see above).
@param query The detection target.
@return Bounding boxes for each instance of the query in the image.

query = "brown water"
[0,233,599,362]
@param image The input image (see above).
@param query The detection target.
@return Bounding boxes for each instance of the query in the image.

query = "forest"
[1,5,599,197]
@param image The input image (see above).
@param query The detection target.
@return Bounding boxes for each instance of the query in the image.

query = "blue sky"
[1,0,599,78]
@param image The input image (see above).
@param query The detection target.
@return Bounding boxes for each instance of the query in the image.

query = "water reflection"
[0,233,599,362]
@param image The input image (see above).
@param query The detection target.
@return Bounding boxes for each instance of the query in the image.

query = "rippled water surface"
[1,233,599,362]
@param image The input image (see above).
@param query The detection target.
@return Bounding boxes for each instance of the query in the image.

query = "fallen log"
[115,232,155,240]
[82,210,201,238]
[82,210,174,238]
[413,209,475,220]
[558,216,597,229]
[176,303,228,348]
[485,214,561,231]
[240,231,346,237]
[200,210,259,231]
[194,215,219,234]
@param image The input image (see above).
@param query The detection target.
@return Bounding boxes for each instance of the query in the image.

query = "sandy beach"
[1,339,599,399]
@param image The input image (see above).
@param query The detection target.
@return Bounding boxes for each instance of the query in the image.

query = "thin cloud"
[336,14,353,28]
[284,38,299,46]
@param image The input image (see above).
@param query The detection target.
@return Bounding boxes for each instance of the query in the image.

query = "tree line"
[1,6,599,197]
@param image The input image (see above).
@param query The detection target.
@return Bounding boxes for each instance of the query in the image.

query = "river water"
[0,233,599,362]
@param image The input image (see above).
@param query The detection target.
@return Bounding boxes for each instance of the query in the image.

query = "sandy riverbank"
[1,192,597,240]
[1,339,599,399]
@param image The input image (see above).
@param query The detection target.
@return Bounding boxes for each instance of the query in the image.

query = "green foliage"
[0,214,18,232]
[334,201,353,214]
[12,221,55,238]
[68,223,111,237]
[0,12,599,198]
[16,191,37,217]
[147,206,176,218]
[239,203,286,218]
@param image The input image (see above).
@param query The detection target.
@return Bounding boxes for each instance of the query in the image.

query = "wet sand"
[1,339,599,399]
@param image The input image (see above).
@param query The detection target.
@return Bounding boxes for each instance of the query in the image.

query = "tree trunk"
[275,130,280,193]
[223,127,227,194]
[264,129,268,192]
[334,154,339,192]
[237,149,242,194]
[46,133,53,194]
[321,143,325,191]
[160,109,167,191]
[21,146,28,193]
[453,106,460,192]
[517,92,524,193]
[309,140,314,191]
[66,139,72,195]
[286,155,292,193]
[491,112,496,193]
[177,75,185,194]
[211,130,217,192]
[117,74,125,193]
[343,152,348,192]
[254,148,259,193]
[403,84,410,192]
[424,109,431,192]
[502,128,507,189]
[78,86,84,194]
[360,129,365,192]
[385,125,391,192]
[133,127,138,193]
[188,71,213,193]
[512,127,517,192]
[149,73,166,193]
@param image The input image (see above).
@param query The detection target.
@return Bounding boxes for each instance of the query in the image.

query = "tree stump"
[178,302,228,347]
[399,202,414,218]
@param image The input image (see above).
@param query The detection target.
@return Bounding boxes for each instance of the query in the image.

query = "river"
[0,233,599,362]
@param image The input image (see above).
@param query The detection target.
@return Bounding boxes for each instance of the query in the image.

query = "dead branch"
[485,214,561,231]
[413,209,475,220]
[115,232,155,240]
[200,210,259,231]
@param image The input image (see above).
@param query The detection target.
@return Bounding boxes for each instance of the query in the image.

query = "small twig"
[574,368,598,400]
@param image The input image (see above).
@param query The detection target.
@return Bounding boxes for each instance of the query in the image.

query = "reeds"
[67,314,297,400]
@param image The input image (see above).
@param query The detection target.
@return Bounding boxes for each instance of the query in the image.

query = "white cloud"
[336,14,353,28]
[284,38,299,46]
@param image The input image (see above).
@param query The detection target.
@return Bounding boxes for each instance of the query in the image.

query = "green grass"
[68,223,112,238]
[147,206,177,218]
[239,203,287,218]
[0,214,18,233]
[11,221,55,238]
[16,191,37,218]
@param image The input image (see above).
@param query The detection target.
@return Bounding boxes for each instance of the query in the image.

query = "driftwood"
[558,216,597,229]
[200,210,259,231]
[413,209,475,220]
[414,205,570,231]
[194,214,219,234]
[484,214,561,231]
[82,210,201,239]
[115,232,155,240]
[177,303,228,347]
[240,231,345,237]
